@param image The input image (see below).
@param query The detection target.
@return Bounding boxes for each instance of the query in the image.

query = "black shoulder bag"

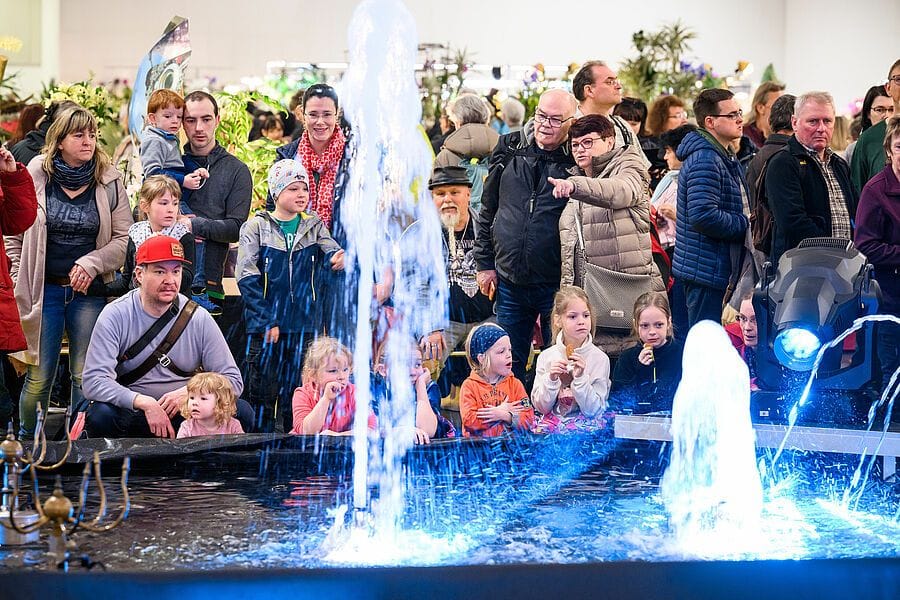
[117,300,200,387]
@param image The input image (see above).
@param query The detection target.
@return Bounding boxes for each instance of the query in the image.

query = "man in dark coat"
[765,92,858,266]
[474,89,576,383]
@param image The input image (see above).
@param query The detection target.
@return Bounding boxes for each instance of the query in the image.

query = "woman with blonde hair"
[6,105,132,435]
[743,81,786,149]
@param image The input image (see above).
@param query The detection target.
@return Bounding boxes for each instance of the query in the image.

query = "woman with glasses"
[643,95,690,192]
[845,85,893,164]
[6,106,132,435]
[274,84,349,241]
[550,114,664,357]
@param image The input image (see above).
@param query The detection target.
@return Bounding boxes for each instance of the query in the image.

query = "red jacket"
[0,165,37,352]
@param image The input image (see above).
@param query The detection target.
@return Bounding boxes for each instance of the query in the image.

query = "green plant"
[618,21,724,104]
[215,91,283,213]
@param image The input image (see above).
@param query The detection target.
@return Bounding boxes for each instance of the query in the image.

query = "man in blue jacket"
[672,89,749,327]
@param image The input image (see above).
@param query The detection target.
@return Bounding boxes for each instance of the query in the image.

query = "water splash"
[768,315,900,508]
[660,321,763,552]
[330,0,447,553]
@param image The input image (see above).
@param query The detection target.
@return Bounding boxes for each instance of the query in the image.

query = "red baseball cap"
[136,235,190,265]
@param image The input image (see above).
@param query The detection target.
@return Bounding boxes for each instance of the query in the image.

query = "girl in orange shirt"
[459,323,535,437]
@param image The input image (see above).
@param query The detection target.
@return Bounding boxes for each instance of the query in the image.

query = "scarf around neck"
[52,154,97,190]
[296,127,346,230]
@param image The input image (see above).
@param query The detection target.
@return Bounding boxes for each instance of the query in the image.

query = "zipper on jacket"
[311,254,316,302]
[263,255,270,298]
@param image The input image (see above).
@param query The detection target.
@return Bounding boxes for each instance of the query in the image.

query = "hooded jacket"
[672,131,749,289]
[0,164,38,352]
[236,210,341,334]
[531,332,611,417]
[558,145,664,290]
[9,120,49,166]
[434,123,500,168]
[459,371,534,437]
[474,122,575,285]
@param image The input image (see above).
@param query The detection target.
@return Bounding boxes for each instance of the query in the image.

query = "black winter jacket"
[474,127,575,285]
[765,136,858,265]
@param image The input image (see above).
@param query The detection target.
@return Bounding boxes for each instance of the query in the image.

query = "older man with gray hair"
[474,88,577,383]
[765,91,858,265]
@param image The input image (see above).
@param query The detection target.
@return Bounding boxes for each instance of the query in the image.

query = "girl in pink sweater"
[177,372,244,438]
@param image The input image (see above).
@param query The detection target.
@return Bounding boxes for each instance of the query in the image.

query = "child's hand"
[322,381,345,403]
[195,167,210,180]
[570,353,586,379]
[184,172,204,190]
[548,359,569,382]
[264,326,280,344]
[330,249,345,271]
[638,344,655,366]
[414,368,431,393]
[177,215,193,231]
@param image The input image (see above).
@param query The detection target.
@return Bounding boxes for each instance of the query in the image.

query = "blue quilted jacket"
[672,131,749,289]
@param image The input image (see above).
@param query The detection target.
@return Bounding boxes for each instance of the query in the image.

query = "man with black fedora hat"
[82,235,253,438]
[418,165,494,366]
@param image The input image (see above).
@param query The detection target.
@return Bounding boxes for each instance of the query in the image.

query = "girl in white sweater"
[531,286,612,433]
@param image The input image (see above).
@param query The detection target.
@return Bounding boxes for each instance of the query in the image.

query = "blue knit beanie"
[468,324,508,363]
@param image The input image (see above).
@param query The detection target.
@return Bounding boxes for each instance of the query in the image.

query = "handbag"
[573,205,655,332]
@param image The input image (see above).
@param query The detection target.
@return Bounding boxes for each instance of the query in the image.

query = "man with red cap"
[82,235,252,438]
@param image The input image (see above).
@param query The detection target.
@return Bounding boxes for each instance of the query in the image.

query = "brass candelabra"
[0,405,130,568]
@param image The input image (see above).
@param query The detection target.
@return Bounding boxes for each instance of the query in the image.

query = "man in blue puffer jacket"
[672,89,750,327]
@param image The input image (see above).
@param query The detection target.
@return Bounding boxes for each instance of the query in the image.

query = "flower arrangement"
[41,78,119,129]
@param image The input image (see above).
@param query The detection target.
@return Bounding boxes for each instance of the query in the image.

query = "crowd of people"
[0,56,897,442]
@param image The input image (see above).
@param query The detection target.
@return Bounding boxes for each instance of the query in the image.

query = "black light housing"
[754,238,881,391]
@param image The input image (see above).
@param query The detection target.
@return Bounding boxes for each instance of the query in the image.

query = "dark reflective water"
[1,438,898,571]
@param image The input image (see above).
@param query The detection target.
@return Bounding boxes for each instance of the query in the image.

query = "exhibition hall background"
[5,0,900,112]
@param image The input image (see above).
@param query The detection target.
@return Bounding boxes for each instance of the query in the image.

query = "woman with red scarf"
[274,84,348,241]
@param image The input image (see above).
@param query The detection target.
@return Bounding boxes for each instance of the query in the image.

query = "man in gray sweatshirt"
[83,236,251,438]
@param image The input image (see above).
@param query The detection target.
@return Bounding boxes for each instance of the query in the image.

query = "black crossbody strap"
[119,301,179,361]
[117,301,199,388]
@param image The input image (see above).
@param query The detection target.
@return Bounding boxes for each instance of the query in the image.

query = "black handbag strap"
[117,300,199,387]
[119,301,179,361]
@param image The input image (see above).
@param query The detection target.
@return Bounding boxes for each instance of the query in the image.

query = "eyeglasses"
[710,110,744,121]
[888,75,900,85]
[570,136,607,151]
[668,111,688,120]
[534,111,573,128]
[593,77,621,87]
[871,106,895,116]
[304,111,336,122]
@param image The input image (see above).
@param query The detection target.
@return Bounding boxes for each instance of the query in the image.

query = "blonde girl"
[106,174,195,296]
[459,323,535,437]
[291,336,376,435]
[177,372,244,437]
[531,286,611,433]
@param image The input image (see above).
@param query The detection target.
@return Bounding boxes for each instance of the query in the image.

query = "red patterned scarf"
[296,127,346,230]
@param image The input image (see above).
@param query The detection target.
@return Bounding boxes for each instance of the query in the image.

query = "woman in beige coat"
[6,106,132,434]
[549,114,663,356]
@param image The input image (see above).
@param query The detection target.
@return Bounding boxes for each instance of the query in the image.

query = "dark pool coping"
[4,557,900,599]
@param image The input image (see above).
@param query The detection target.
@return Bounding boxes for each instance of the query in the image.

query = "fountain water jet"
[660,320,764,555]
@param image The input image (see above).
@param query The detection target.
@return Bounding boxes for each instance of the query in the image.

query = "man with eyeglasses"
[671,88,750,327]
[765,91,857,266]
[851,58,900,194]
[571,61,649,169]
[474,89,577,385]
